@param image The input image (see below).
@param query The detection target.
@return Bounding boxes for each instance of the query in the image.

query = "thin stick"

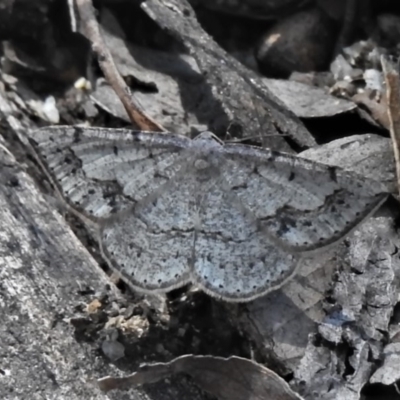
[75,0,164,132]
[381,55,400,197]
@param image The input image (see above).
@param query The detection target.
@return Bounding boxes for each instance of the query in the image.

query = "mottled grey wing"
[191,182,300,301]
[219,144,388,252]
[99,156,299,299]
[99,175,197,292]
[29,127,192,220]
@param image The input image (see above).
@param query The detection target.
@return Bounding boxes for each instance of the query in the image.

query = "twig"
[381,55,400,197]
[75,0,164,132]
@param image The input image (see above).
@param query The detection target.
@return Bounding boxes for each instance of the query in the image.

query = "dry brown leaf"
[381,55,400,197]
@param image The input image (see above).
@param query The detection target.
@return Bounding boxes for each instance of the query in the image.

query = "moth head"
[194,158,210,171]
[193,131,224,146]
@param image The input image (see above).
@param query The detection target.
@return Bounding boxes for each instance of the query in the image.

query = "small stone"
[256,8,336,78]
[86,299,102,314]
[101,339,125,361]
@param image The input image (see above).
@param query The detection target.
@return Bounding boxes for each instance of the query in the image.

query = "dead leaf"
[98,355,304,400]
[94,18,211,135]
[381,55,400,197]
[263,78,356,118]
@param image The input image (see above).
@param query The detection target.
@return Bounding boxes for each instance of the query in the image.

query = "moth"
[29,127,388,301]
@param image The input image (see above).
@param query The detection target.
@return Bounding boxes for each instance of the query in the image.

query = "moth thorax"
[194,158,210,171]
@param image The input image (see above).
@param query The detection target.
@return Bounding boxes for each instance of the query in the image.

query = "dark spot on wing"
[103,190,112,198]
[328,166,337,183]
[276,216,297,236]
[153,170,165,179]
[108,196,117,208]
[267,150,280,162]
[6,240,21,253]
[288,171,295,181]
[113,146,119,156]
[232,183,248,191]
[7,176,19,187]
[131,132,143,142]
[73,127,83,143]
